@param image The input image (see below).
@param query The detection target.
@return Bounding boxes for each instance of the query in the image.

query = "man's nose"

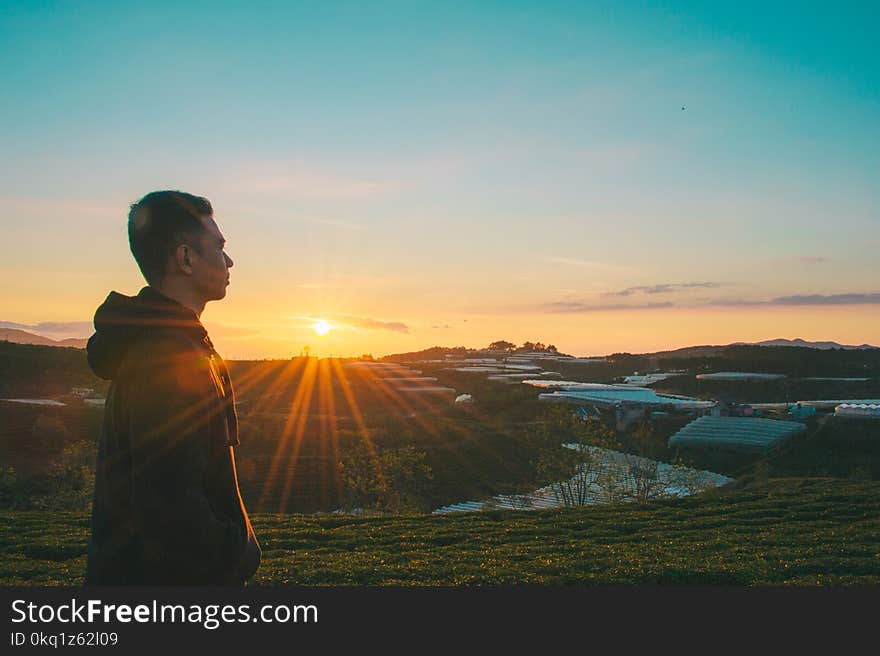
[225,253,234,268]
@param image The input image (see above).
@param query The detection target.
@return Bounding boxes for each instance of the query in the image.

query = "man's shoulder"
[118,331,213,390]
[122,329,207,361]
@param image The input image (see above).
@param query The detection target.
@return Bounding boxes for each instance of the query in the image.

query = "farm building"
[622,373,677,386]
[392,386,456,395]
[696,372,786,381]
[834,403,880,419]
[523,380,608,389]
[536,385,715,410]
[668,416,806,454]
[379,377,438,382]
[791,398,880,410]
[536,384,716,430]
[788,403,817,419]
[802,377,870,382]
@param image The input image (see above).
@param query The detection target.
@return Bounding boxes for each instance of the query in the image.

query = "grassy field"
[2,477,878,586]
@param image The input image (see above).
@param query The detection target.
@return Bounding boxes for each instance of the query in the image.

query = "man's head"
[128,190,233,306]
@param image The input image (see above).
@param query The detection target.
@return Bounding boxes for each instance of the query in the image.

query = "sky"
[1,1,878,359]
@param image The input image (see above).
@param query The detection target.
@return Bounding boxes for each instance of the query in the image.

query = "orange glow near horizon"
[204,304,880,361]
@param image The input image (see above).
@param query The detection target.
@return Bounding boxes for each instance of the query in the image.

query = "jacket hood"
[87,286,210,380]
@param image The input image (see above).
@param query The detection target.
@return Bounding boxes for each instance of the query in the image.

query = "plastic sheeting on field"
[668,415,806,454]
[433,446,732,514]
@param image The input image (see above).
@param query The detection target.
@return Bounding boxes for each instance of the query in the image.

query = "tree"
[30,413,70,454]
[487,340,516,352]
[622,453,665,504]
[531,405,620,507]
[532,410,714,507]
[667,458,717,497]
[593,456,630,505]
[622,421,668,504]
[339,441,434,513]
[38,440,96,510]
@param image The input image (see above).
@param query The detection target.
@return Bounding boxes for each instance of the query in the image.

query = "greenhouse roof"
[379,377,438,382]
[433,446,732,514]
[696,372,786,381]
[802,377,870,382]
[622,373,677,385]
[538,387,715,409]
[524,380,635,390]
[834,403,880,418]
[393,386,456,394]
[668,416,806,454]
[794,398,880,409]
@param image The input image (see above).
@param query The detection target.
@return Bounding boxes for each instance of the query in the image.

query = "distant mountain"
[641,345,727,360]
[57,337,90,347]
[641,339,877,360]
[733,338,878,350]
[0,328,87,349]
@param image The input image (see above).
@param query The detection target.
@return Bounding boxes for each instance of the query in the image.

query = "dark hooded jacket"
[84,286,261,585]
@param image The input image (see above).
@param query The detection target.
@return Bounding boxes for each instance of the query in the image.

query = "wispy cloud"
[608,282,719,297]
[1,196,122,221]
[303,217,368,231]
[32,321,93,334]
[223,162,399,199]
[224,206,368,232]
[797,256,828,265]
[534,290,880,313]
[295,283,333,290]
[764,293,880,306]
[543,301,675,313]
[701,293,880,307]
[540,256,634,275]
[201,323,262,339]
[328,314,410,333]
[1,319,268,341]
[294,274,399,290]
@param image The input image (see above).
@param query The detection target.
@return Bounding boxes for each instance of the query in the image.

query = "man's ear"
[175,244,194,275]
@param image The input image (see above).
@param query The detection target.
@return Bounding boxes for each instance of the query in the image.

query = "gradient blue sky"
[1,1,877,358]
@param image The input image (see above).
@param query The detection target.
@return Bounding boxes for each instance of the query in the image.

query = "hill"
[0,328,87,349]
[639,339,877,361]
[2,339,879,586]
[0,341,105,397]
[384,339,879,365]
[2,478,877,585]
[735,338,878,350]
[2,340,878,515]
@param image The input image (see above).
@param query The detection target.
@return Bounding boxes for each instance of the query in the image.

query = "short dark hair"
[128,190,213,284]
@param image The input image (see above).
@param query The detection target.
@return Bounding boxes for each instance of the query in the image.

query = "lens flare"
[311,320,333,336]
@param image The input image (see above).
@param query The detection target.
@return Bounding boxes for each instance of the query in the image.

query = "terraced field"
[3,478,878,585]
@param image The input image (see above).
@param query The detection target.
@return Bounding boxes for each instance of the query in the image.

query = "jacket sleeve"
[125,339,247,584]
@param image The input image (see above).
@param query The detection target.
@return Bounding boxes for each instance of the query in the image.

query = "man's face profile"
[188,215,233,303]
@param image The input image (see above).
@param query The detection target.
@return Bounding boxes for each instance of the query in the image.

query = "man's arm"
[125,339,247,584]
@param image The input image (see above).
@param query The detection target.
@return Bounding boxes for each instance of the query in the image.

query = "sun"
[311,320,334,336]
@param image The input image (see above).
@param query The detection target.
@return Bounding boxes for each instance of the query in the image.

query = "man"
[84,190,261,585]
